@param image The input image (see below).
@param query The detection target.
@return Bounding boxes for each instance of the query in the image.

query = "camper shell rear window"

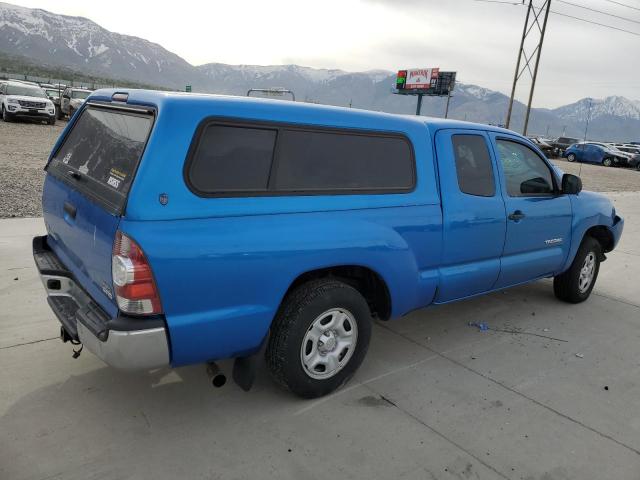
[47,104,154,214]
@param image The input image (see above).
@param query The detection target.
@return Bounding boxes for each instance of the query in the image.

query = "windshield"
[45,89,60,97]
[6,84,47,98]
[72,90,91,99]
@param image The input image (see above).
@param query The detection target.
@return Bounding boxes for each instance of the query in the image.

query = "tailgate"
[43,103,154,316]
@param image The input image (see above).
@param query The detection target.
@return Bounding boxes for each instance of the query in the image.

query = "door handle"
[63,201,77,220]
[508,210,525,222]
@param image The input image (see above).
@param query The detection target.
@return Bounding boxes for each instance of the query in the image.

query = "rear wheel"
[554,236,601,303]
[567,153,576,162]
[266,279,372,398]
[602,157,613,167]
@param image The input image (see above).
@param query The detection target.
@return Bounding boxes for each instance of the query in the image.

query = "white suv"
[0,80,56,125]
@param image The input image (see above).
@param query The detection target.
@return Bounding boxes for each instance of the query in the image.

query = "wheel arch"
[585,225,614,254]
[280,265,392,322]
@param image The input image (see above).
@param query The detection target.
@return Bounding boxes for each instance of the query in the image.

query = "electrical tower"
[505,0,551,135]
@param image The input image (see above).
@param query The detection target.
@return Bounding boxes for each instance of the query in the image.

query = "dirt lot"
[0,119,639,218]
[0,119,65,218]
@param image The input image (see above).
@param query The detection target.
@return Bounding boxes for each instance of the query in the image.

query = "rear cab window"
[451,134,495,197]
[47,105,154,213]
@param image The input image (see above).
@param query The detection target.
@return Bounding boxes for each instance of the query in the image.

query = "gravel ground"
[0,119,638,218]
[0,119,65,218]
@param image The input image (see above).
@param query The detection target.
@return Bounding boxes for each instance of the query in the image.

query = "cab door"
[434,129,506,303]
[489,134,572,288]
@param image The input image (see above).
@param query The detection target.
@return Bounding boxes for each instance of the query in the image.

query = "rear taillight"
[112,231,162,315]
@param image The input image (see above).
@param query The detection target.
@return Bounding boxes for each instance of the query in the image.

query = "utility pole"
[444,90,452,119]
[505,0,551,135]
[416,93,423,116]
[583,98,593,142]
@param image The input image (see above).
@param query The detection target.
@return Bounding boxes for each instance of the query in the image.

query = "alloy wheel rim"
[578,251,596,293]
[300,308,358,380]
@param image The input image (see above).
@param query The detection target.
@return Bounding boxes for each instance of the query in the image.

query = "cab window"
[496,140,555,197]
[451,134,495,197]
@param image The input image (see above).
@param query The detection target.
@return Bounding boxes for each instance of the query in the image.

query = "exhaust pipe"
[206,362,227,388]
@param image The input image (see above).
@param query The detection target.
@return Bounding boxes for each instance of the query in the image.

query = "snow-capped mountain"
[553,96,640,121]
[1,1,638,141]
[0,1,198,86]
[198,63,350,84]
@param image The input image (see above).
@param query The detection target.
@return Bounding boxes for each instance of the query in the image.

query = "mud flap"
[232,337,267,391]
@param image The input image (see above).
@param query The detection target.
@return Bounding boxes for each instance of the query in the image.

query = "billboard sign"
[404,68,439,90]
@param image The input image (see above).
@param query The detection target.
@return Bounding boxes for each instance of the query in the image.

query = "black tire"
[2,105,13,122]
[553,236,601,303]
[48,117,56,126]
[266,279,372,398]
[56,107,63,120]
[567,153,576,162]
[602,157,613,167]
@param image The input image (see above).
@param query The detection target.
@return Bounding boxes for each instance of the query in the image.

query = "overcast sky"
[7,0,640,107]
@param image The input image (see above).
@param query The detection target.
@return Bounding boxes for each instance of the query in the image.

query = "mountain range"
[1,1,638,141]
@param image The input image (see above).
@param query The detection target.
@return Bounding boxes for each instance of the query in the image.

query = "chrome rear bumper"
[33,235,170,370]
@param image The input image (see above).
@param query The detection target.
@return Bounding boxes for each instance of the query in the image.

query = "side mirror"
[562,173,582,195]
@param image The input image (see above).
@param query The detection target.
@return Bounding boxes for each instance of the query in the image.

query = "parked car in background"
[550,136,580,156]
[527,136,555,156]
[563,143,622,167]
[616,146,640,170]
[616,144,640,155]
[0,80,56,124]
[43,87,64,117]
[33,89,624,398]
[59,87,92,119]
[585,142,633,167]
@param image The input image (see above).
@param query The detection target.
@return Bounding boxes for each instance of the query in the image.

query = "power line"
[469,0,640,37]
[556,0,640,25]
[601,0,640,13]
[471,0,523,5]
[551,9,640,36]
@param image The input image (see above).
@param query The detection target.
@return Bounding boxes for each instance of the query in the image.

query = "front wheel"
[554,236,601,303]
[266,279,372,398]
[602,157,613,167]
[2,105,13,122]
[567,153,576,162]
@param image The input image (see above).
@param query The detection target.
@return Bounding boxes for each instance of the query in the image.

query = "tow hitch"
[60,326,83,359]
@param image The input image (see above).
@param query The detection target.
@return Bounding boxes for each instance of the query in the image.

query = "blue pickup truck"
[34,90,624,398]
